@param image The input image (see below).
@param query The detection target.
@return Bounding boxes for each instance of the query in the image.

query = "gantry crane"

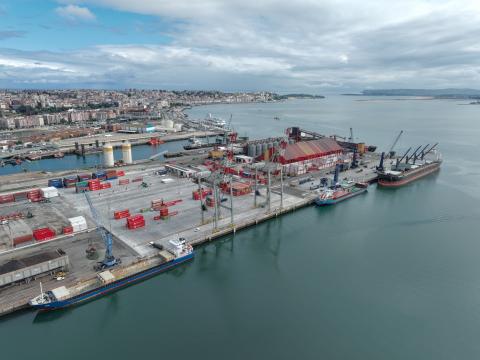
[84,191,121,271]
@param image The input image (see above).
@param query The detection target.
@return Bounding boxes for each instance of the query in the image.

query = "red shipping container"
[33,227,56,241]
[114,210,130,219]
[132,177,143,183]
[159,207,169,217]
[13,234,34,246]
[117,170,125,176]
[100,182,112,189]
[118,179,130,185]
[0,194,15,204]
[63,226,73,234]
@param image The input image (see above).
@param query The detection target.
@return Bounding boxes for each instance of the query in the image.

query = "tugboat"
[377,143,441,187]
[29,238,194,311]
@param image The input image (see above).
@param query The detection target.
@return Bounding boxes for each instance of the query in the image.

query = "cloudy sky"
[0,0,479,92]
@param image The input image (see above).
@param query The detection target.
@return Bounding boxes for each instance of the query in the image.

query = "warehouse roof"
[279,138,342,164]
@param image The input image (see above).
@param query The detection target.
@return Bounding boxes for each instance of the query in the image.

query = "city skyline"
[1,1,480,92]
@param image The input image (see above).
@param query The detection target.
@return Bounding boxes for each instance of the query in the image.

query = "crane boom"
[388,130,403,158]
[83,191,119,270]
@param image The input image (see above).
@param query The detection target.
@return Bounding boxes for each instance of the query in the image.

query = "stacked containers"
[159,206,169,218]
[114,209,130,220]
[40,187,59,198]
[132,177,143,183]
[68,216,88,232]
[13,191,28,202]
[27,189,43,202]
[77,173,91,182]
[48,178,64,188]
[117,170,125,176]
[63,176,78,188]
[118,179,130,185]
[75,181,89,193]
[106,169,118,180]
[33,227,56,242]
[127,214,145,230]
[192,188,212,200]
[151,199,164,210]
[100,182,112,190]
[88,179,101,191]
[0,194,15,204]
[92,171,107,181]
[206,196,215,207]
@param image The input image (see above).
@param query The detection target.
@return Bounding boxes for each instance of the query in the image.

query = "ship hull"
[315,187,367,206]
[31,253,194,311]
[378,162,440,188]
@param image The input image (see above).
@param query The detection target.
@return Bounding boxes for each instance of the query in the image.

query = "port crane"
[387,130,403,158]
[83,191,121,271]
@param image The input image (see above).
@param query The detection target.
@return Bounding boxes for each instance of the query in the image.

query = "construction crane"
[388,130,403,158]
[83,191,121,271]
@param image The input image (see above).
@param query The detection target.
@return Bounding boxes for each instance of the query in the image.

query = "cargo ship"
[29,239,194,311]
[377,143,441,187]
[183,137,213,150]
[314,182,368,206]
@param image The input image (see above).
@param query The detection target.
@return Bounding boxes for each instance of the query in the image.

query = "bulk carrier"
[377,143,441,187]
[29,239,193,311]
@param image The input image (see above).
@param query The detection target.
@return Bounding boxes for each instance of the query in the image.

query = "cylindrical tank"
[248,144,256,157]
[273,141,279,150]
[256,143,262,155]
[262,143,268,154]
[103,145,114,167]
[174,123,183,131]
[122,142,133,164]
[164,120,174,128]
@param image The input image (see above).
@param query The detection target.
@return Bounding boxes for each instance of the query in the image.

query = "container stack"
[132,177,143,183]
[63,176,78,188]
[117,170,125,176]
[68,216,88,232]
[77,173,91,182]
[88,179,101,191]
[48,178,64,188]
[92,171,107,181]
[33,227,56,242]
[0,194,14,204]
[118,179,130,185]
[75,181,89,193]
[27,189,42,202]
[13,191,28,202]
[114,209,130,220]
[13,234,34,247]
[126,214,145,230]
[192,188,212,200]
[100,182,112,190]
[106,170,118,181]
[40,187,59,198]
[206,196,215,207]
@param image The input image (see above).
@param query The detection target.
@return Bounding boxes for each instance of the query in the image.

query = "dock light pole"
[198,178,204,225]
[280,166,283,209]
[212,182,218,230]
[267,168,271,212]
[230,176,234,225]
[254,167,258,207]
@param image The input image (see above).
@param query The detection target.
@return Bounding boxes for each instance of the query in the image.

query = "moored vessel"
[29,239,194,311]
[377,143,441,187]
[315,182,368,206]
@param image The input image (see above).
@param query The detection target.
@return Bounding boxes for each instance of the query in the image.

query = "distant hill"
[275,93,325,100]
[362,89,480,98]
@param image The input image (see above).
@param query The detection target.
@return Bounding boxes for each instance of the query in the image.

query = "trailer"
[0,249,69,288]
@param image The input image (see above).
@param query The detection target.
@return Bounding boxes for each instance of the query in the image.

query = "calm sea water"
[1,97,480,360]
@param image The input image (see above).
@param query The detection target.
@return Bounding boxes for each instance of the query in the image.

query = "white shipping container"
[40,186,59,198]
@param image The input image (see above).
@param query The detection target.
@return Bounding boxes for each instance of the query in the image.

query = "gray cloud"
[0,30,26,40]
[1,1,480,91]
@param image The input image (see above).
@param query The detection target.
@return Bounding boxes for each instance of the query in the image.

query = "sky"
[0,0,480,92]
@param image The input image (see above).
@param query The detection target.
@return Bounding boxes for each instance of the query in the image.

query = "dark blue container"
[48,178,64,188]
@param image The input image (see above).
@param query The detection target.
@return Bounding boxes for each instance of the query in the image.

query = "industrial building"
[278,138,346,176]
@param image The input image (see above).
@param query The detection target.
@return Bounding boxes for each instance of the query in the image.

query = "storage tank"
[174,123,183,132]
[273,141,279,150]
[261,143,268,154]
[122,142,133,164]
[103,144,114,167]
[256,143,262,156]
[247,144,255,157]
